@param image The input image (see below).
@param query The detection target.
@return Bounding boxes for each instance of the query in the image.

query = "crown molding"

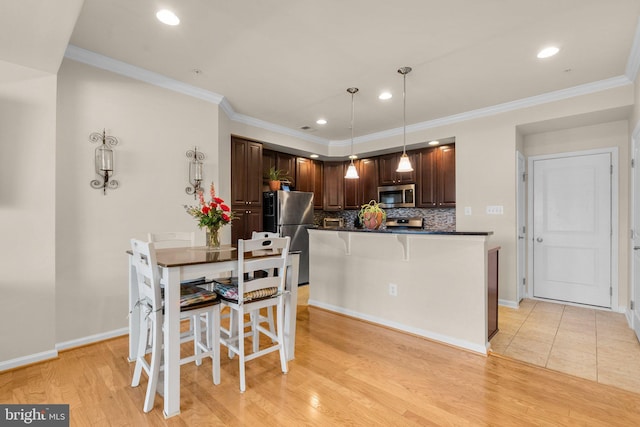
[64,45,225,104]
[64,45,633,149]
[625,16,640,81]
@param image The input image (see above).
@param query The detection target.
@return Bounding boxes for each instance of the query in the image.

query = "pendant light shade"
[396,66,414,173]
[345,87,360,179]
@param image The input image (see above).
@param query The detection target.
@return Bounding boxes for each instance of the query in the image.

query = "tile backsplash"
[315,207,456,231]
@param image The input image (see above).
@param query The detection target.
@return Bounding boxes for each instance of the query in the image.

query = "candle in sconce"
[98,146,113,171]
[194,161,203,180]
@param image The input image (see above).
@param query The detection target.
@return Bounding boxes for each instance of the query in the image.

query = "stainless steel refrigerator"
[263,191,314,284]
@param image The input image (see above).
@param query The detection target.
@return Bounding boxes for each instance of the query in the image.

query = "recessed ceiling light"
[537,46,559,59]
[379,92,392,100]
[310,154,319,158]
[316,119,327,125]
[428,140,440,146]
[156,9,180,26]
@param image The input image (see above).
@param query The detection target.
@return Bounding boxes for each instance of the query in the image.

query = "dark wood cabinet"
[323,162,344,211]
[437,145,456,207]
[417,144,456,208]
[488,247,500,340]
[231,136,263,243]
[344,158,378,209]
[231,209,262,243]
[378,152,417,185]
[277,153,296,186]
[296,157,323,209]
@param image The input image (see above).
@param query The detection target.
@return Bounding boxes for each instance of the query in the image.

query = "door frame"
[527,147,619,310]
[631,124,640,332]
[516,151,526,303]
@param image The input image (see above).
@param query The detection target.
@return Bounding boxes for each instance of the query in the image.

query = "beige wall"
[0,61,57,362]
[54,59,221,344]
[523,120,630,308]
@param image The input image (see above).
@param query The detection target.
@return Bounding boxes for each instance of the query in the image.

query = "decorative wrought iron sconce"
[185,146,205,197]
[89,129,119,195]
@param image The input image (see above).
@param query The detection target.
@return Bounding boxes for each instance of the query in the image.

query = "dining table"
[127,244,300,418]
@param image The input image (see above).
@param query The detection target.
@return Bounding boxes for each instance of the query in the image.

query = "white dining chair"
[130,239,221,412]
[212,236,290,392]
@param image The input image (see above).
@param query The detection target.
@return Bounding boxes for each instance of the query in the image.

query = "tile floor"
[491,299,640,394]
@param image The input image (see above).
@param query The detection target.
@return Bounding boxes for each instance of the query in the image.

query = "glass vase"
[206,227,221,249]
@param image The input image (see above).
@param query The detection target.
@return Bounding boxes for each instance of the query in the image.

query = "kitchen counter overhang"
[308,228,494,354]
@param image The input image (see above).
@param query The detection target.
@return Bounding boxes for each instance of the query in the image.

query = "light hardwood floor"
[491,298,640,394]
[1,288,639,426]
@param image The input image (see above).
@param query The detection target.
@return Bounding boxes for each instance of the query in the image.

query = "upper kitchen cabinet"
[344,158,378,209]
[378,152,418,185]
[417,144,456,208]
[323,162,344,211]
[231,136,263,206]
[296,157,323,209]
[263,149,296,187]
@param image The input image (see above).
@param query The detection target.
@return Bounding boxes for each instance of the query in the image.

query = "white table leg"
[163,267,181,418]
[128,255,140,362]
[284,253,299,360]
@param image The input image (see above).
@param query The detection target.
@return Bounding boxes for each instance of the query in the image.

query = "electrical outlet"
[388,283,398,296]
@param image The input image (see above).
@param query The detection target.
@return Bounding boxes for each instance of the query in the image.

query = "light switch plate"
[486,205,504,215]
[464,207,472,215]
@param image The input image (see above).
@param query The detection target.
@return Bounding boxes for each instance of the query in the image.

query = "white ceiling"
[4,1,640,146]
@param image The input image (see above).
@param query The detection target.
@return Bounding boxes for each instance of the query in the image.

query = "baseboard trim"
[0,350,58,372]
[308,299,488,355]
[498,299,519,309]
[55,327,129,351]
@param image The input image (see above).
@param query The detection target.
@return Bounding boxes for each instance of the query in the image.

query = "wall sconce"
[89,129,119,195]
[185,146,205,197]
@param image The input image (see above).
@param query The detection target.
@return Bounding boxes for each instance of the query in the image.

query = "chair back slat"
[131,239,162,311]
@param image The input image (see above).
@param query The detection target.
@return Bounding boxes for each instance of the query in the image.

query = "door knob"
[634,246,640,250]
[518,236,525,240]
[536,237,543,243]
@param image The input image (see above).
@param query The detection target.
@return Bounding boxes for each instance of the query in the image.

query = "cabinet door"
[417,148,437,207]
[231,137,248,205]
[344,160,360,209]
[437,145,456,207]
[263,149,277,184]
[378,154,398,185]
[277,153,296,186]
[295,157,313,192]
[359,158,378,204]
[313,160,323,209]
[246,141,263,205]
[231,207,263,244]
[323,162,344,211]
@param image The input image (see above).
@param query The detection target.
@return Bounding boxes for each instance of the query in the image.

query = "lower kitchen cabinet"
[231,207,262,243]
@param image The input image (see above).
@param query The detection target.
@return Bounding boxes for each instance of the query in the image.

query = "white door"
[532,152,612,307]
[517,152,526,302]
[632,137,640,341]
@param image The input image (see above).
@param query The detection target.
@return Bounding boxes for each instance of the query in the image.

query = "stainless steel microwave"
[378,184,415,208]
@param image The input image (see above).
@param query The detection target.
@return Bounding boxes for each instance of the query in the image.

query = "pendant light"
[344,87,360,179]
[396,66,414,173]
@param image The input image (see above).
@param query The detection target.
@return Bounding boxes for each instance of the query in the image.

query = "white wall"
[0,60,57,362]
[54,59,222,345]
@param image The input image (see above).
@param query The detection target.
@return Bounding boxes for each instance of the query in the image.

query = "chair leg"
[238,307,246,393]
[228,310,236,359]
[276,300,288,374]
[212,306,220,385]
[251,310,260,353]
[131,311,149,387]
[266,307,276,343]
[143,312,162,413]
[194,314,202,366]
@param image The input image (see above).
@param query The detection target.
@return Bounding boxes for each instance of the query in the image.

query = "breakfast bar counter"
[308,228,494,354]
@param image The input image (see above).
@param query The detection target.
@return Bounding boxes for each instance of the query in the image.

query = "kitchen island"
[308,227,494,354]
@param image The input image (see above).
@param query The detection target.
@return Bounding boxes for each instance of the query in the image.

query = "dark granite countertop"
[312,227,493,236]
